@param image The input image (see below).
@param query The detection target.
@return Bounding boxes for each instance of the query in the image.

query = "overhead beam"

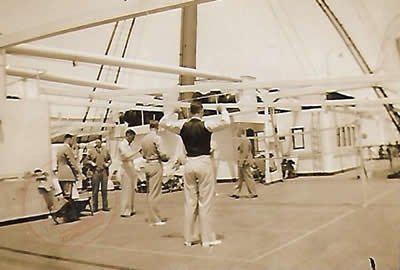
[105,72,400,96]
[0,0,215,48]
[51,116,103,121]
[51,121,115,128]
[266,97,400,109]
[40,87,159,104]
[44,96,164,112]
[6,67,126,90]
[7,66,400,101]
[51,130,108,140]
[7,44,241,82]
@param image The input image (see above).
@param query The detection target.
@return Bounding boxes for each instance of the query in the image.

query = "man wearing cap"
[119,128,139,217]
[89,139,112,212]
[141,120,169,226]
[160,102,230,247]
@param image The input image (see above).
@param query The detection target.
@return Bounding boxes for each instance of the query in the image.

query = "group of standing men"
[57,101,259,247]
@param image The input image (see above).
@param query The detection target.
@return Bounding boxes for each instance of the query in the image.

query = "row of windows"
[254,127,306,152]
[336,126,356,147]
[252,125,356,153]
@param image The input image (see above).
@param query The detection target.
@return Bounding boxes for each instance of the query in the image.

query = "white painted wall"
[0,100,51,177]
[263,109,361,174]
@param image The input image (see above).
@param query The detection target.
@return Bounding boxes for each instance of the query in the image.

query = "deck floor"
[0,166,400,270]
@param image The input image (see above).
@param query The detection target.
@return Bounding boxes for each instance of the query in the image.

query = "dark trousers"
[92,169,108,210]
[59,181,79,222]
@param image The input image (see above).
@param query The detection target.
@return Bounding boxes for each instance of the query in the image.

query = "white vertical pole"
[163,91,179,114]
[0,49,5,144]
[264,106,271,184]
[269,106,284,181]
[0,49,6,102]
[355,112,368,207]
[24,76,40,99]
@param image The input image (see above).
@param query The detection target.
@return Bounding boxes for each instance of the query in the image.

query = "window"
[341,127,346,146]
[346,126,352,146]
[291,127,305,150]
[337,125,356,148]
[351,126,356,145]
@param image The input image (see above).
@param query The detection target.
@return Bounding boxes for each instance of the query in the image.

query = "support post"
[355,112,368,207]
[24,76,40,100]
[179,3,197,102]
[269,106,284,181]
[0,49,6,102]
[0,49,5,144]
[264,106,272,184]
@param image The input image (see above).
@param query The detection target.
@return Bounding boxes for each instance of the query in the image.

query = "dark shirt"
[180,119,212,157]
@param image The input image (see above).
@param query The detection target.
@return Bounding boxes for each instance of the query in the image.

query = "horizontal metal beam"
[50,116,103,121]
[43,95,164,111]
[51,128,108,140]
[6,67,126,90]
[51,121,115,128]
[0,0,215,48]
[266,97,400,109]
[101,73,400,96]
[9,66,400,105]
[40,87,151,104]
[7,44,241,82]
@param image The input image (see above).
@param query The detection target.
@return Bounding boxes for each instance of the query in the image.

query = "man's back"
[180,119,212,157]
[238,138,253,167]
[141,132,160,160]
[57,144,78,181]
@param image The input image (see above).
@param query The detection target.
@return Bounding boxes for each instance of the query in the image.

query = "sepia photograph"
[0,0,400,269]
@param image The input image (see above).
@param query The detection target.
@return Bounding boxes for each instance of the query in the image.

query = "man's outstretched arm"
[159,108,183,134]
[205,105,231,132]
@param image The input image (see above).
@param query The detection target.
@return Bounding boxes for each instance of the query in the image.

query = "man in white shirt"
[118,128,139,217]
[160,102,230,247]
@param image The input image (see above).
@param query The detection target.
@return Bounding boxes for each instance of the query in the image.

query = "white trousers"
[183,156,217,244]
[120,161,137,216]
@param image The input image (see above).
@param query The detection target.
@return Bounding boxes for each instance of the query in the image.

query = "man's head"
[237,128,245,137]
[125,128,136,144]
[190,101,204,117]
[95,139,102,148]
[64,134,73,146]
[149,120,159,131]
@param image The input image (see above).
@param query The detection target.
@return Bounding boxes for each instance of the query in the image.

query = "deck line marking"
[63,242,251,264]
[250,209,355,262]
[250,187,399,262]
[363,187,397,206]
